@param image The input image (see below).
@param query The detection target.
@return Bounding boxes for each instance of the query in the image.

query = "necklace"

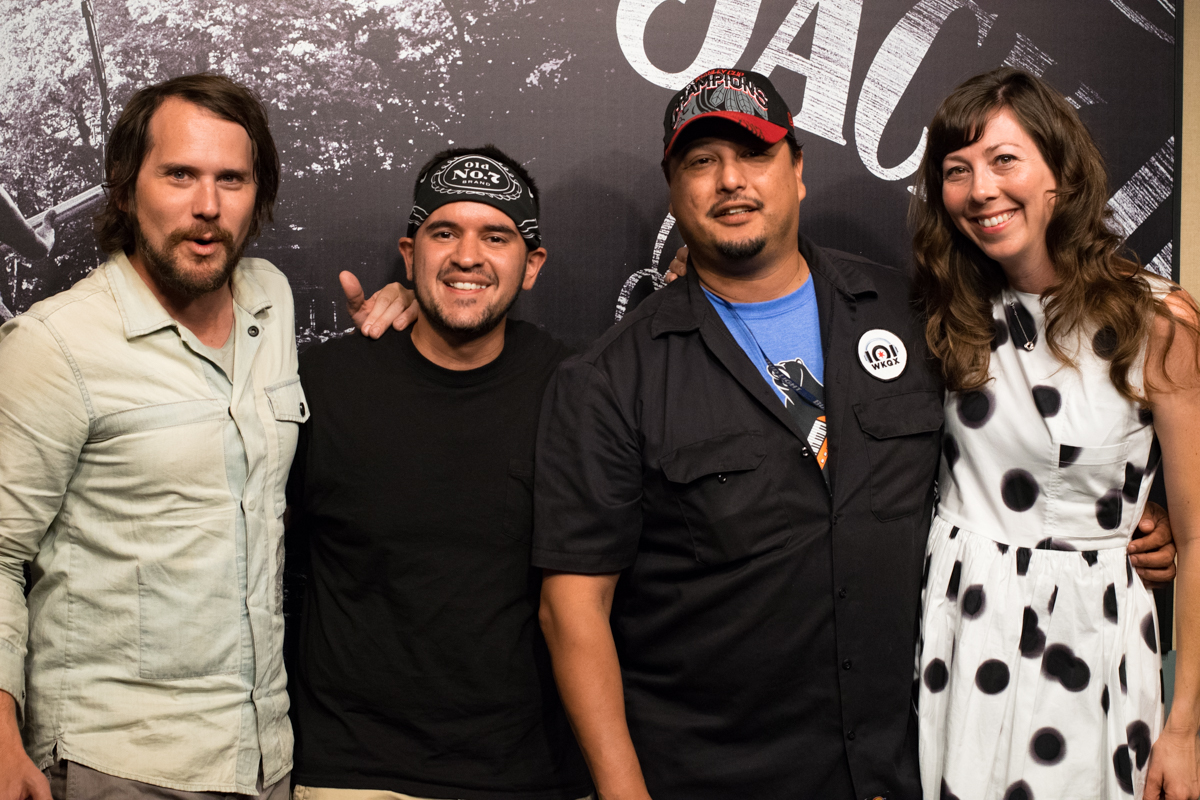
[1008,301,1036,351]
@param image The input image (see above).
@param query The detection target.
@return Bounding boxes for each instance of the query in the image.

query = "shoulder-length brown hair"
[94,73,280,255]
[910,67,1187,401]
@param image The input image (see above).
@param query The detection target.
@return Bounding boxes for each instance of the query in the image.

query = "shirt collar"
[107,250,274,340]
[650,231,878,338]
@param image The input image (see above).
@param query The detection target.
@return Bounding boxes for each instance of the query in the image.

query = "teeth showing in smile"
[449,281,486,290]
[977,210,1016,228]
[718,208,752,217]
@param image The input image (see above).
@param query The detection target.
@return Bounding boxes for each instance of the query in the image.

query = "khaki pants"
[45,760,290,800]
[293,786,593,800]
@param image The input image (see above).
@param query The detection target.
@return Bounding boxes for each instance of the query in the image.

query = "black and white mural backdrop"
[0,0,1180,351]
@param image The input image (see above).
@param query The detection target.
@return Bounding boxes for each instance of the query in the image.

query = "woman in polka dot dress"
[910,69,1200,799]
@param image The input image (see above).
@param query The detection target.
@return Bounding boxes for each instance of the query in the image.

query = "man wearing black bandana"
[285,146,592,800]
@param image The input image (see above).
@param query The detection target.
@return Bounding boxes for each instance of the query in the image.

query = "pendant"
[1024,341,1035,352]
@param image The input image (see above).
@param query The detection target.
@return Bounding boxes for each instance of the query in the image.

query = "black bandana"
[407,153,541,248]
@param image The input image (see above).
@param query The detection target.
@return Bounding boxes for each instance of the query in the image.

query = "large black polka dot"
[1082,550,1099,566]
[1048,586,1058,613]
[1119,655,1128,693]
[947,560,962,601]
[1101,684,1110,715]
[1036,537,1074,551]
[1031,385,1061,417]
[1059,445,1081,467]
[1094,326,1119,360]
[996,542,1009,554]
[1020,606,1046,657]
[1042,644,1090,691]
[1104,583,1118,623]
[1142,613,1158,654]
[1126,557,1133,588]
[943,434,960,471]
[1127,721,1152,770]
[1123,463,1143,502]
[962,585,985,618]
[1031,727,1065,764]
[1007,302,1038,351]
[941,779,961,800]
[1096,489,1123,530]
[925,658,949,692]
[1001,469,1039,511]
[1004,781,1033,800]
[958,390,995,428]
[1113,745,1133,794]
[975,659,1010,693]
[949,526,960,539]
[1147,436,1163,473]
[991,317,1010,351]
[1016,547,1032,576]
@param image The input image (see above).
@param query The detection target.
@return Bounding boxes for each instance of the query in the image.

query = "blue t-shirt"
[703,277,824,407]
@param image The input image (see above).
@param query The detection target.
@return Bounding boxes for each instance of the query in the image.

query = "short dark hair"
[94,73,280,255]
[413,144,539,209]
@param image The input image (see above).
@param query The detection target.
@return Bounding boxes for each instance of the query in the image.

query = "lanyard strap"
[717,296,825,412]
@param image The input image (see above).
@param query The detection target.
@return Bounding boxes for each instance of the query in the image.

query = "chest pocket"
[265,376,310,517]
[503,459,535,543]
[854,391,944,522]
[660,431,791,565]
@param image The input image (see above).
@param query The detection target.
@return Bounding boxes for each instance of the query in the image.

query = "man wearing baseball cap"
[532,68,941,799]
[285,145,591,800]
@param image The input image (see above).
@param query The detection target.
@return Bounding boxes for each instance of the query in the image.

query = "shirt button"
[248,325,260,337]
[831,513,839,525]
[801,448,811,458]
[839,587,847,599]
[246,498,257,511]
[717,474,727,484]
[299,402,306,415]
[842,659,852,670]
[846,730,856,741]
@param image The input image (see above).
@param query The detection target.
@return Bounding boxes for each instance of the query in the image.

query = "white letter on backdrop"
[616,0,763,90]
[751,0,863,146]
[855,0,996,181]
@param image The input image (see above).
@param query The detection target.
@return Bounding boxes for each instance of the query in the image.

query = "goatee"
[134,223,245,298]
[715,236,767,261]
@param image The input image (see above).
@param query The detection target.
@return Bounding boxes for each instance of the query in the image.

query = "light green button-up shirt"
[0,252,307,793]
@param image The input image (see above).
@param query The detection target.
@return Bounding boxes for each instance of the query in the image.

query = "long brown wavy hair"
[910,67,1191,401]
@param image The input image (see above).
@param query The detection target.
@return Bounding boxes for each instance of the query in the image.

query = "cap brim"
[664,111,791,158]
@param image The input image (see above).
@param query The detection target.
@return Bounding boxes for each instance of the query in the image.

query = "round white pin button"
[857,329,907,381]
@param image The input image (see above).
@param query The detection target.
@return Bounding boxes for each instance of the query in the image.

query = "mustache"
[164,225,235,250]
[708,196,764,218]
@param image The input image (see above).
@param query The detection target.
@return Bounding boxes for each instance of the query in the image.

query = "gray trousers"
[45,760,290,800]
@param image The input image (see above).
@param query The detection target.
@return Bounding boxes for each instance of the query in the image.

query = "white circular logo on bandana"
[857,329,907,381]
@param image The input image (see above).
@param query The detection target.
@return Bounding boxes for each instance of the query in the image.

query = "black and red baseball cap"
[663,69,796,158]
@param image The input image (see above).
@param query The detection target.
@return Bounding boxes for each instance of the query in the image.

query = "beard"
[414,270,523,343]
[714,236,767,261]
[134,221,245,299]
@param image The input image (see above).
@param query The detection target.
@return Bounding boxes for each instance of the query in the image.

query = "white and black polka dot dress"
[919,288,1164,800]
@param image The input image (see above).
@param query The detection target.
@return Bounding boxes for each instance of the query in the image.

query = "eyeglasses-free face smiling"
[940,107,1059,290]
[667,124,805,273]
[400,201,546,342]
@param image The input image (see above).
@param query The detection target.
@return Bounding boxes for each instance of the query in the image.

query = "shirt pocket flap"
[660,431,765,484]
[854,391,944,440]
[1061,441,1129,466]
[265,377,311,423]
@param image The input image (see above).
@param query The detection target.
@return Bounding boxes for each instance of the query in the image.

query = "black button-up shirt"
[533,234,944,800]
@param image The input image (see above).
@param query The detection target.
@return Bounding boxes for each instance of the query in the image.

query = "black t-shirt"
[287,321,590,800]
